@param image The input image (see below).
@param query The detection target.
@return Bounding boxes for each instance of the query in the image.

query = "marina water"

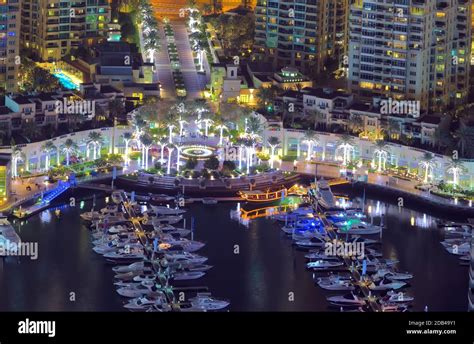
[0,197,469,311]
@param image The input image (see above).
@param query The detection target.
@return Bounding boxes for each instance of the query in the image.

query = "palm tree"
[215,121,228,146]
[201,116,214,137]
[387,118,401,140]
[372,140,389,172]
[255,85,278,110]
[236,137,246,171]
[178,116,188,137]
[87,131,103,160]
[454,126,474,158]
[302,130,319,161]
[41,141,56,171]
[445,158,466,189]
[267,136,280,168]
[132,115,147,148]
[122,132,133,166]
[61,139,78,166]
[247,116,263,138]
[22,120,39,142]
[336,134,355,166]
[11,146,23,177]
[307,109,325,130]
[349,114,364,134]
[418,152,436,184]
[157,136,168,164]
[243,137,255,175]
[166,144,175,175]
[140,134,154,170]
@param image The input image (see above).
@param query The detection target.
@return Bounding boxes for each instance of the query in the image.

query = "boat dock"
[318,210,382,312]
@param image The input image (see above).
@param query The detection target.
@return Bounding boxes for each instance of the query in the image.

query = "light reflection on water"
[0,195,469,312]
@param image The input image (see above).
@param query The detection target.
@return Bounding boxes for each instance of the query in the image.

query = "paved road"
[171,21,203,99]
[155,24,176,99]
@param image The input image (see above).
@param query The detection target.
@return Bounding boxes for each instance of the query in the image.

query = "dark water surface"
[0,197,469,311]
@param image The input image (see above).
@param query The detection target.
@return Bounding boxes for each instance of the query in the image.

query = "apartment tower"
[0,0,20,92]
[21,0,111,62]
[348,0,471,112]
[253,0,349,76]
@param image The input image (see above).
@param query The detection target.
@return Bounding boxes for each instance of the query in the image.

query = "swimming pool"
[54,72,80,90]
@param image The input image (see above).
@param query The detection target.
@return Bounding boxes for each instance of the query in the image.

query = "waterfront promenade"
[284,160,473,211]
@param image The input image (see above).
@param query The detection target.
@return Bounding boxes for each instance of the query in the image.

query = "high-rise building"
[348,0,471,112]
[21,0,111,62]
[253,0,349,76]
[0,0,20,92]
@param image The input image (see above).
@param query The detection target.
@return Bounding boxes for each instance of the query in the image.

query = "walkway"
[171,21,203,99]
[155,23,176,99]
[282,160,474,211]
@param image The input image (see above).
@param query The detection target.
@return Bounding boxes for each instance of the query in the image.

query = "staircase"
[40,180,71,204]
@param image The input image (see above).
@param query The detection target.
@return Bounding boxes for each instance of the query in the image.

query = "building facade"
[348,0,471,112]
[21,0,111,61]
[253,0,349,76]
[0,0,20,92]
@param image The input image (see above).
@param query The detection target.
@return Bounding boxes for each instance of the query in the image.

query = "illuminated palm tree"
[61,139,78,166]
[446,158,466,189]
[41,141,56,171]
[132,115,147,149]
[215,122,228,146]
[418,152,436,184]
[167,123,176,144]
[156,136,168,164]
[175,145,182,172]
[122,132,133,166]
[267,136,280,168]
[247,116,263,138]
[87,131,103,160]
[178,116,188,137]
[236,137,246,171]
[11,146,23,177]
[302,130,319,161]
[140,133,154,170]
[243,137,255,174]
[336,134,355,166]
[166,144,175,175]
[201,117,214,137]
[372,140,389,172]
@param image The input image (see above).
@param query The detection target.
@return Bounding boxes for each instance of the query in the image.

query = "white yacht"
[189,293,230,311]
[150,215,183,226]
[386,291,414,303]
[306,260,343,270]
[117,284,161,298]
[368,279,407,291]
[80,211,102,222]
[150,205,186,216]
[315,179,336,209]
[173,271,205,281]
[164,252,208,265]
[318,280,355,291]
[124,295,167,311]
[335,222,382,235]
[327,293,366,307]
[0,217,21,255]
